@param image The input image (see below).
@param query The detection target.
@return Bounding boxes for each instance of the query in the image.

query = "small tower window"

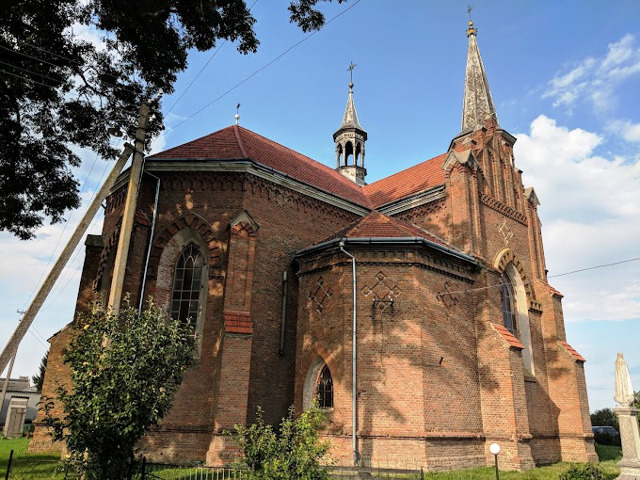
[317,364,333,408]
[170,243,204,328]
[501,274,518,336]
[344,141,354,165]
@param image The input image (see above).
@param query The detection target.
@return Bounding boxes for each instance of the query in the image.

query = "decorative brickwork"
[32,29,595,469]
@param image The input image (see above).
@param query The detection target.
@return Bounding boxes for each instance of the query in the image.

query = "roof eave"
[295,236,477,265]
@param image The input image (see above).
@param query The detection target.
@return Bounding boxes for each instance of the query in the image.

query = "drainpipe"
[279,271,288,356]
[138,171,161,313]
[339,240,358,467]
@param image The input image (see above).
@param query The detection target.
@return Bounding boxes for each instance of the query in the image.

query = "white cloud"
[543,34,640,113]
[515,115,640,322]
[607,119,640,142]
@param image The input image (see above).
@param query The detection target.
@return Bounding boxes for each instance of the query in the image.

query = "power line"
[1,47,140,95]
[164,0,261,115]
[166,0,364,134]
[0,68,58,89]
[548,257,640,279]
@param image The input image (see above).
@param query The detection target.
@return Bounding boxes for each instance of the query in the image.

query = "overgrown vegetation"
[43,301,195,480]
[228,406,330,479]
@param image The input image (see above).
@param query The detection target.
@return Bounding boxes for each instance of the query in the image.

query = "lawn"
[0,437,623,479]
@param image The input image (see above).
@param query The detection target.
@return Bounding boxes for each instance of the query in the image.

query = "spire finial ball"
[349,82,354,89]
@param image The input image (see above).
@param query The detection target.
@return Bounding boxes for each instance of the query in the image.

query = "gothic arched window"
[170,243,204,327]
[501,273,518,336]
[317,364,333,408]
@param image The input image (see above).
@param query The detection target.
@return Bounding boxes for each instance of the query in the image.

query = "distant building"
[31,20,597,470]
[0,376,39,426]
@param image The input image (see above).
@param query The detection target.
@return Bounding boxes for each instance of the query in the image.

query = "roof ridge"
[234,125,248,158]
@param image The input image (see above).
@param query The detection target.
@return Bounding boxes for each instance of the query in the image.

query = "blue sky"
[0,0,639,412]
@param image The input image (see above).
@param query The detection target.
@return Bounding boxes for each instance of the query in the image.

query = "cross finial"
[467,4,473,21]
[235,102,240,125]
[347,61,356,89]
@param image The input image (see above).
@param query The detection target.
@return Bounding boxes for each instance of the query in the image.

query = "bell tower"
[334,62,367,186]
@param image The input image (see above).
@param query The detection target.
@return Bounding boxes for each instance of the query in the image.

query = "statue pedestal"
[615,407,640,480]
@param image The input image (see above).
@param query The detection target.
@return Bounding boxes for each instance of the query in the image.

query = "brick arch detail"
[148,214,222,279]
[300,345,338,411]
[493,247,536,304]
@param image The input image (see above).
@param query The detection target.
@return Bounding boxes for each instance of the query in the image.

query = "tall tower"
[461,19,498,131]
[334,62,367,186]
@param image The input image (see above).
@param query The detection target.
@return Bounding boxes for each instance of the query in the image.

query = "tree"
[43,301,195,479]
[229,406,330,479]
[590,408,619,430]
[32,350,48,393]
[1,0,344,239]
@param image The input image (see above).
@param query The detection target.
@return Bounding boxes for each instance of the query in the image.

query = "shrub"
[593,432,621,446]
[229,406,330,480]
[559,463,605,480]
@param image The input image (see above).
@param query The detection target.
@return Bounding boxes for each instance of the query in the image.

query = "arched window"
[344,141,354,165]
[317,364,333,408]
[501,274,518,336]
[170,243,204,327]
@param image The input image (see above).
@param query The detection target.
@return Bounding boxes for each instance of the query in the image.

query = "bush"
[229,406,330,480]
[559,463,606,480]
[593,432,621,446]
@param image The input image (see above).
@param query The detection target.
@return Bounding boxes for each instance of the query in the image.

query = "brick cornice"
[480,193,527,225]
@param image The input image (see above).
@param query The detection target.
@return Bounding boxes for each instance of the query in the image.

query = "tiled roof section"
[148,125,372,208]
[319,211,449,247]
[148,126,245,159]
[493,323,524,349]
[224,311,253,335]
[363,154,447,208]
[560,341,586,362]
[549,285,564,298]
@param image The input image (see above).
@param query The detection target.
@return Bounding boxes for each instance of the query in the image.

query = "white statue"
[614,352,635,407]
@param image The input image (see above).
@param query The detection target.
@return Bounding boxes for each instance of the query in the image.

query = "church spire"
[461,16,498,131]
[334,62,367,186]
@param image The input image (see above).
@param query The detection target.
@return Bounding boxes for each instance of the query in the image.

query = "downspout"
[279,271,288,356]
[138,171,161,313]
[339,240,358,467]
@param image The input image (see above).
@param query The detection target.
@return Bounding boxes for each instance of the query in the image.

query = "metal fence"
[2,450,424,480]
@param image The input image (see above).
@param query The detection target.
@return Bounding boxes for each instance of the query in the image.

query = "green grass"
[0,437,68,479]
[0,438,624,480]
[595,443,622,462]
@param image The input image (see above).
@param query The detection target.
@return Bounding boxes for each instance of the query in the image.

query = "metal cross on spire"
[466,4,473,21]
[347,61,356,88]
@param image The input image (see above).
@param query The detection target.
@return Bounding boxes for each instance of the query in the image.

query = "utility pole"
[0,349,17,416]
[0,128,140,374]
[107,102,150,314]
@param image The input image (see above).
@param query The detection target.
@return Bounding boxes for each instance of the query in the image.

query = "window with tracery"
[317,364,333,408]
[170,243,204,327]
[501,274,518,336]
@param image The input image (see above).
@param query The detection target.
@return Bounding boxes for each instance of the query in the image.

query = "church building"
[32,20,597,470]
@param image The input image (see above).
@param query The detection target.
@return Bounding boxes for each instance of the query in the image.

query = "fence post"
[4,449,13,480]
[64,461,69,480]
[420,466,424,480]
[140,457,146,480]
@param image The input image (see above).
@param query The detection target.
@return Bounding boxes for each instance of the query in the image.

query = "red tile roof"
[549,285,564,297]
[148,125,372,208]
[148,125,449,209]
[493,323,524,349]
[319,211,449,247]
[560,341,586,362]
[363,153,447,208]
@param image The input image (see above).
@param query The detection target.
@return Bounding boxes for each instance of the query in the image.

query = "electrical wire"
[0,68,58,89]
[165,0,364,134]
[164,0,261,115]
